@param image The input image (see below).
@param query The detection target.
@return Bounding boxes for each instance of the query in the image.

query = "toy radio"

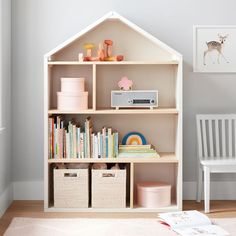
[111,90,158,109]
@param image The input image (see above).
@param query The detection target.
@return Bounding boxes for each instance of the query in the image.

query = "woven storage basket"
[54,168,89,208]
[92,169,126,208]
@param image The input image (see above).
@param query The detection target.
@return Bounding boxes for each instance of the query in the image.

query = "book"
[118,144,159,158]
[159,210,229,236]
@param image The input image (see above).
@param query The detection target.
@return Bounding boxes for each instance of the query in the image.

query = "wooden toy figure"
[118,76,133,90]
[97,43,105,61]
[84,43,95,57]
[104,39,113,57]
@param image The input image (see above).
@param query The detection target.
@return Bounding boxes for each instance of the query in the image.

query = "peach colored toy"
[118,76,133,90]
[137,182,171,208]
[104,39,113,57]
[57,91,88,110]
[61,77,85,93]
[97,43,105,61]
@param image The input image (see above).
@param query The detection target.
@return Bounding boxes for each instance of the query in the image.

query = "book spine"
[91,133,94,159]
[105,134,108,158]
[100,134,103,159]
[115,132,119,157]
[66,132,70,159]
[94,135,98,158]
[59,129,63,159]
[77,128,80,158]
[97,132,101,158]
[80,133,84,158]
[108,128,112,158]
[48,118,52,159]
[63,129,66,158]
[73,125,77,159]
[54,124,58,159]
[102,128,106,158]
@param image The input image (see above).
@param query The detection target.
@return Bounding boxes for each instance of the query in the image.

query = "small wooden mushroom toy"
[84,43,95,57]
[97,42,105,61]
[104,39,113,57]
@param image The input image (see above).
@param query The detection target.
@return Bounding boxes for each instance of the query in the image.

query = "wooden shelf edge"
[48,108,179,115]
[48,153,178,164]
[47,61,179,65]
[45,204,179,213]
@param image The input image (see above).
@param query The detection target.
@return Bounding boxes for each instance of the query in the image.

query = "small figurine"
[84,43,95,57]
[118,76,133,90]
[97,43,105,61]
[78,53,83,62]
[104,40,113,57]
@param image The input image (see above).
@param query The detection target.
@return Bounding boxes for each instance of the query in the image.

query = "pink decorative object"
[118,76,133,90]
[57,92,88,111]
[61,77,85,93]
[137,182,171,208]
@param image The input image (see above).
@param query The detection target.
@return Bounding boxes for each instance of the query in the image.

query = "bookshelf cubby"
[44,12,182,213]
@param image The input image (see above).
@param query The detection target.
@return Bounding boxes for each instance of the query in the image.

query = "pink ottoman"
[137,182,171,208]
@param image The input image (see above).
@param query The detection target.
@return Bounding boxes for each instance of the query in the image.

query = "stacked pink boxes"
[57,77,88,110]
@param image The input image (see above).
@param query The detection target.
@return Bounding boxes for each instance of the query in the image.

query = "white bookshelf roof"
[45,11,182,59]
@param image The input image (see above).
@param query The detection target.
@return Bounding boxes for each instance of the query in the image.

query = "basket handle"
[102,173,115,178]
[64,173,78,177]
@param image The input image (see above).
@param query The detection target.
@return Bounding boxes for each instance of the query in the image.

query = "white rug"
[4,217,236,236]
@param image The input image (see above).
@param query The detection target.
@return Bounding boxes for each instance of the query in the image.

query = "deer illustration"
[203,34,229,65]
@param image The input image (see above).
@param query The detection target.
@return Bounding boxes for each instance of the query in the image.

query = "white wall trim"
[0,183,13,217]
[13,181,44,200]
[12,181,236,201]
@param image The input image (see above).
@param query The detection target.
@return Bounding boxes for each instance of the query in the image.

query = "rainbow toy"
[122,132,147,145]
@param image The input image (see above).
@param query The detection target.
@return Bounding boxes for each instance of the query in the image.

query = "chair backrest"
[196,114,236,160]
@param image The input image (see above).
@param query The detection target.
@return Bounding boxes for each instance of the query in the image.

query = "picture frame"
[193,25,236,73]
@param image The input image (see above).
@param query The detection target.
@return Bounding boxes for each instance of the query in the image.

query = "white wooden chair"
[196,114,236,213]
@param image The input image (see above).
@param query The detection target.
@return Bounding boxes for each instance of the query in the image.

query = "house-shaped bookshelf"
[44,11,182,212]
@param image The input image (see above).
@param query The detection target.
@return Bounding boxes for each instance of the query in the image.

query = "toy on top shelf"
[118,76,133,90]
[84,43,95,57]
[104,40,113,57]
[81,40,124,62]
[97,43,105,61]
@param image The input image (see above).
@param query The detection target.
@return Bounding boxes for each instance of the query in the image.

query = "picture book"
[118,144,159,158]
[159,210,229,236]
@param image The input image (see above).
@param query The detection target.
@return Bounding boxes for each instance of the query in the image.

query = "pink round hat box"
[57,91,88,110]
[61,77,85,93]
[137,182,171,208]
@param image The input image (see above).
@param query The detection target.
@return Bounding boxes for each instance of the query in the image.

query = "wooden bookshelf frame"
[44,11,182,213]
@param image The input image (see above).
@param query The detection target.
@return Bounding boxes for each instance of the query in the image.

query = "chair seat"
[201,159,236,166]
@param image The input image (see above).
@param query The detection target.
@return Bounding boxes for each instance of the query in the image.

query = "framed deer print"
[193,25,236,72]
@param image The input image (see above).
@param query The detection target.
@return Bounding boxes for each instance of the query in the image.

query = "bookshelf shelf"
[48,108,179,115]
[48,60,179,66]
[44,12,182,213]
[46,204,179,213]
[48,153,178,163]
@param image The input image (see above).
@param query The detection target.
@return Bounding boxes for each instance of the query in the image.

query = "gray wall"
[11,0,236,192]
[0,0,12,212]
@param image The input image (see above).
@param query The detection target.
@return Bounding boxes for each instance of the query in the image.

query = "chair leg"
[196,166,202,202]
[204,166,210,213]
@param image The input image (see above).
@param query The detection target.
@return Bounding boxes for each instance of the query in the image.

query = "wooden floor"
[0,200,236,235]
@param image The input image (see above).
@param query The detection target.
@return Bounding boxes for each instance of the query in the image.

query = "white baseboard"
[12,181,236,200]
[13,181,44,200]
[0,183,13,217]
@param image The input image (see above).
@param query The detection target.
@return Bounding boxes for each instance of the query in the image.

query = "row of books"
[48,116,119,159]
